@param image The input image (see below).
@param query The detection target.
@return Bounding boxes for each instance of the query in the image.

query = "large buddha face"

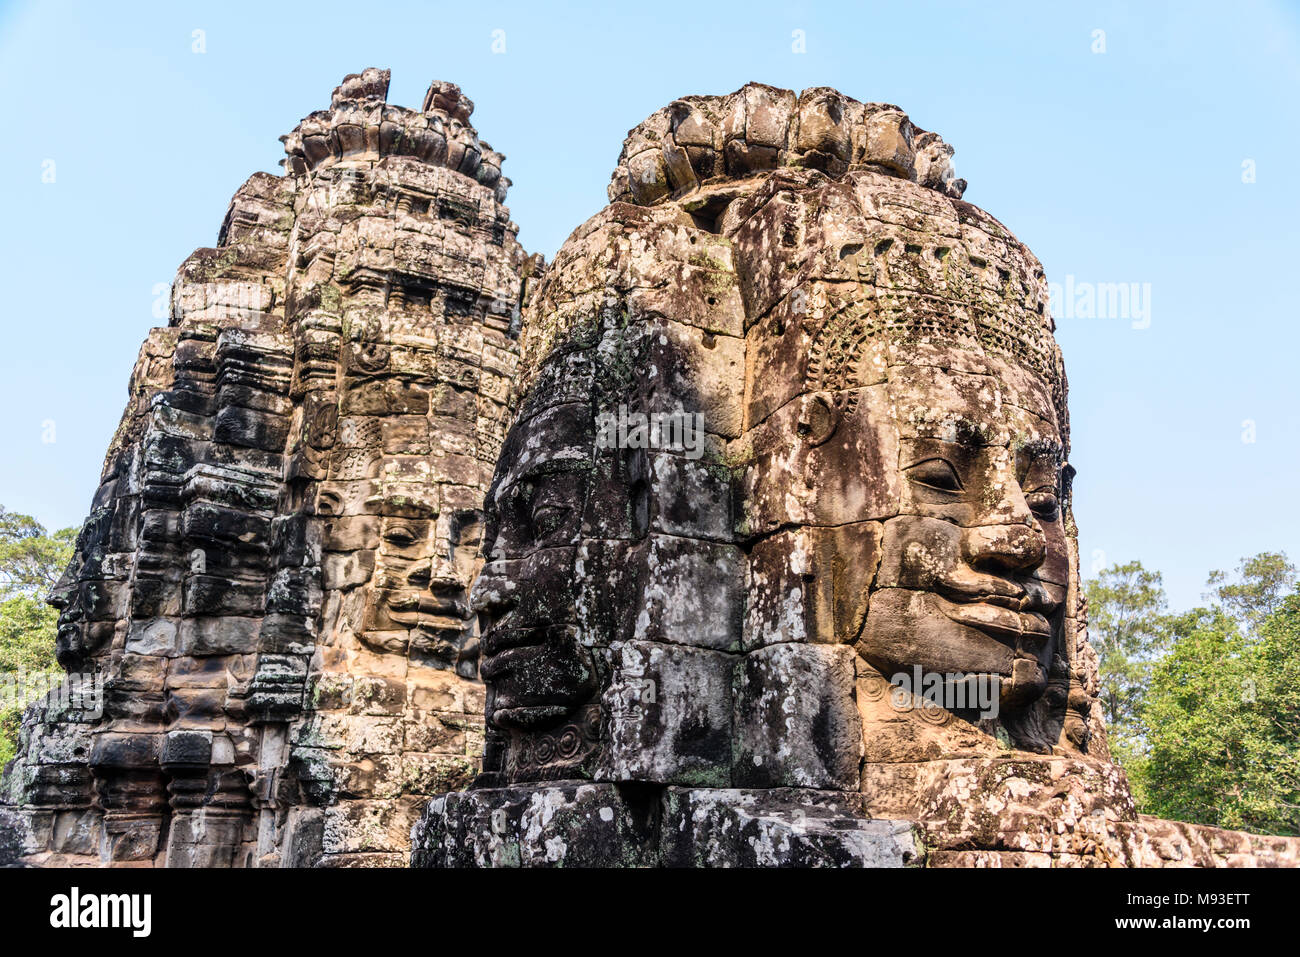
[740,172,1072,717]
[859,353,1070,708]
[746,350,1068,711]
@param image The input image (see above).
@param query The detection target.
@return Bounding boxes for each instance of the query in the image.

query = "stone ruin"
[1,68,534,866]
[408,83,1300,868]
[4,73,1298,868]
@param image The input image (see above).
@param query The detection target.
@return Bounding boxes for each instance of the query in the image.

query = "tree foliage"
[1090,552,1300,836]
[0,506,77,601]
[0,506,76,770]
[1139,594,1300,835]
[0,505,72,674]
[1084,561,1169,776]
[1206,551,1297,637]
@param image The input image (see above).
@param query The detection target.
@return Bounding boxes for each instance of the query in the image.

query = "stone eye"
[384,525,417,547]
[451,511,483,547]
[904,458,963,493]
[531,502,568,537]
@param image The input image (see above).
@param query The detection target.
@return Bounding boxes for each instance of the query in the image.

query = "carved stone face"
[361,504,482,666]
[3,70,532,867]
[473,402,597,732]
[858,354,1070,708]
[333,311,502,674]
[739,169,1072,720]
[47,506,106,671]
[746,352,1068,711]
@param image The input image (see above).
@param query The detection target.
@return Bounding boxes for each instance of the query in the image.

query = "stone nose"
[960,462,1047,573]
[407,553,461,591]
[962,521,1046,574]
[47,565,78,611]
[470,562,518,614]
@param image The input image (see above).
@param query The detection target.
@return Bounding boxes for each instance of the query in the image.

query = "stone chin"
[479,625,595,731]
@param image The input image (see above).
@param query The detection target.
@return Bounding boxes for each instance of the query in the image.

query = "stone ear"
[625,445,650,539]
[797,392,839,447]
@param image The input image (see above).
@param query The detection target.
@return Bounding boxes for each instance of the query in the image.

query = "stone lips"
[1,69,530,867]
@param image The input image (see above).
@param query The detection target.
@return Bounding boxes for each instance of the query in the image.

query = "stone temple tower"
[0,69,536,867]
[411,83,1300,868]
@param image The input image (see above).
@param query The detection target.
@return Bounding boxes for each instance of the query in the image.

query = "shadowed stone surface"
[410,784,922,868]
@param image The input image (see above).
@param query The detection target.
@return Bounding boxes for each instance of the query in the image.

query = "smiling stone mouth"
[385,591,469,620]
[480,623,549,660]
[491,703,574,731]
[932,592,1053,642]
[479,643,548,681]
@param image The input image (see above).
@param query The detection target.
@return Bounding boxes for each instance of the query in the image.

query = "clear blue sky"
[1,0,1296,612]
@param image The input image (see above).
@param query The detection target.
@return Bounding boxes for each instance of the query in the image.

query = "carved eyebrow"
[899,436,978,470]
[903,416,999,447]
[899,453,962,472]
[373,492,438,517]
[950,417,998,446]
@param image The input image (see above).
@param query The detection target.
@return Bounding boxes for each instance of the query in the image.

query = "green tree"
[1138,556,1300,836]
[1142,606,1255,829]
[0,507,77,601]
[1084,561,1169,780]
[0,595,60,673]
[1252,590,1300,831]
[1206,551,1298,638]
[0,507,76,769]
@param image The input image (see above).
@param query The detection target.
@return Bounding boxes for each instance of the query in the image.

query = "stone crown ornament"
[607,83,967,208]
[282,68,509,205]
